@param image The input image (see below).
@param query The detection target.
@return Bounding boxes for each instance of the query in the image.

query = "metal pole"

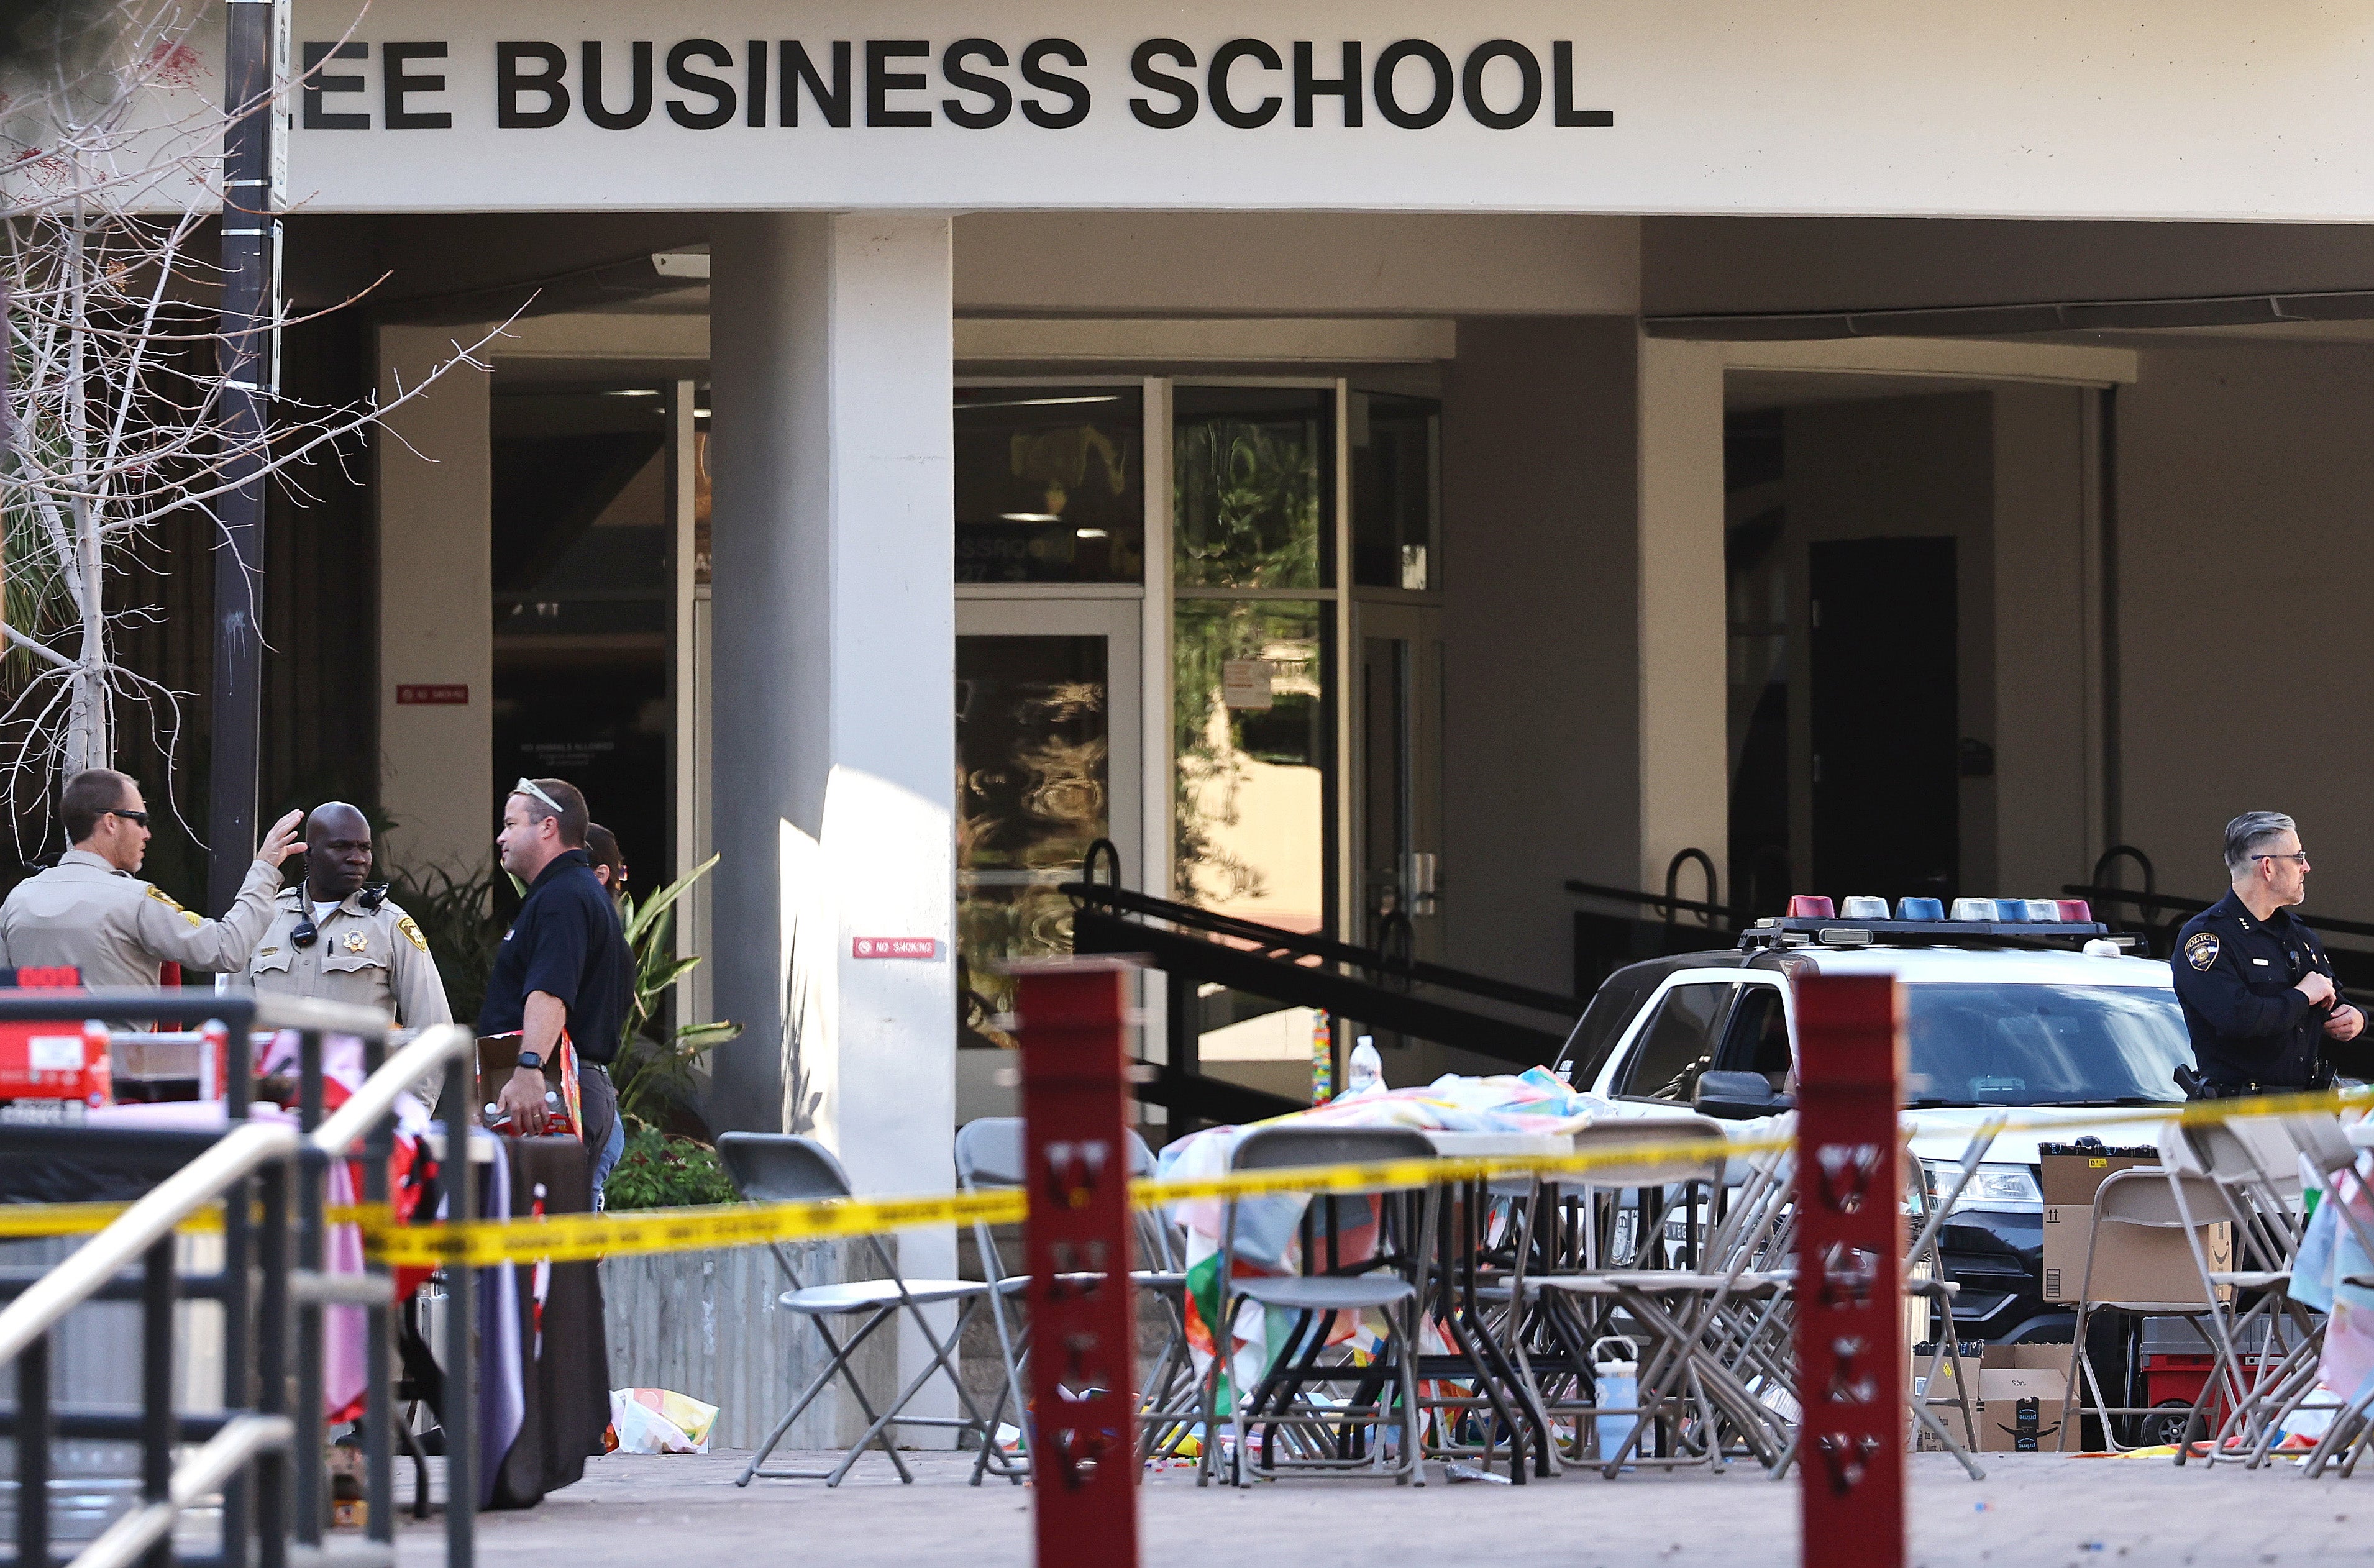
[18,1334,48,1568]
[142,1239,177,1568]
[205,0,283,915]
[256,1164,289,1568]
[1794,975,1906,1568]
[440,1054,474,1567]
[361,1034,393,1545]
[1016,957,1139,1568]
[221,1019,253,1568]
[294,1031,324,1547]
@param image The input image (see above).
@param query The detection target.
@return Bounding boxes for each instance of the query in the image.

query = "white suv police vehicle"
[1549,899,2191,1342]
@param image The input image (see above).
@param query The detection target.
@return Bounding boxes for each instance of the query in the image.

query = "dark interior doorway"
[1809,537,1960,901]
[490,388,672,896]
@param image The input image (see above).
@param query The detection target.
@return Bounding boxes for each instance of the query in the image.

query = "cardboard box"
[2042,1201,2231,1305]
[2038,1146,2161,1207]
[1977,1367,2070,1452]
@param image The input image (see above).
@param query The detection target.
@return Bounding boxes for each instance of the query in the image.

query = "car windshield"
[1901,983,2189,1106]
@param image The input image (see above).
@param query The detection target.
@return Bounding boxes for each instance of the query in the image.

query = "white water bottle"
[1593,1336,1640,1469]
[1342,1035,1384,1098]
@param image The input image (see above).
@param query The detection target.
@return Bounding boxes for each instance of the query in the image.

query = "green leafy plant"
[382,862,508,1028]
[603,1122,740,1210]
[612,854,742,1127]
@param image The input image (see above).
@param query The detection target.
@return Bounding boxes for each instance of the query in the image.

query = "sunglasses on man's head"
[513,778,566,818]
[107,808,150,827]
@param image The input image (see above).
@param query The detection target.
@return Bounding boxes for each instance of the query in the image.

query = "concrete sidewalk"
[391,1448,2374,1567]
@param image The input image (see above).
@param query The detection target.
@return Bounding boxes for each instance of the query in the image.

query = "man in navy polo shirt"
[483,776,634,1201]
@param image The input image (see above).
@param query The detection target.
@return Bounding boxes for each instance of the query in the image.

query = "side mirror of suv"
[1693,1069,1788,1120]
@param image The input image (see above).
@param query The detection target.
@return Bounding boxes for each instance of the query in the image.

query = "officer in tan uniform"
[245,801,451,1034]
[0,768,301,983]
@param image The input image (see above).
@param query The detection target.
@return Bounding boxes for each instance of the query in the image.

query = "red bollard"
[1794,975,1906,1568]
[1013,958,1139,1568]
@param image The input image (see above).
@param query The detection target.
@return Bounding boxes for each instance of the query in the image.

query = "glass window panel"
[955,386,1144,584]
[1173,387,1334,590]
[1350,393,1440,590]
[1174,599,1331,933]
[956,634,1111,1041]
[1621,983,1736,1100]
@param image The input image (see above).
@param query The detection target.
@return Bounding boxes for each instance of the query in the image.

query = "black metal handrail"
[1664,849,1720,931]
[1564,877,1733,924]
[1061,878,1581,1018]
[2066,883,2374,944]
[0,988,470,1568]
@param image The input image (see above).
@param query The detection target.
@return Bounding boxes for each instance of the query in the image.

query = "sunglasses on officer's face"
[106,809,150,827]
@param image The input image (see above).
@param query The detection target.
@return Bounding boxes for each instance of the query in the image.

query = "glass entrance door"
[954,597,1142,1046]
[1354,600,1445,959]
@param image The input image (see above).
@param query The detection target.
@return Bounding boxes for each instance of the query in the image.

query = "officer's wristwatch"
[515,1049,543,1072]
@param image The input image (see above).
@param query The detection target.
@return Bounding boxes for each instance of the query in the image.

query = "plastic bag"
[605,1388,719,1454]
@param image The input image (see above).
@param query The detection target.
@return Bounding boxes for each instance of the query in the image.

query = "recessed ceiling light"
[1075,528,1108,539]
[603,388,661,397]
[999,512,1061,522]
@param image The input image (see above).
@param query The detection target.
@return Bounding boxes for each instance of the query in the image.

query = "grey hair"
[2224,811,2299,878]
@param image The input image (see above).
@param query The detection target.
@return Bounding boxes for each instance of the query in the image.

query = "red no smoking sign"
[851,937,937,959]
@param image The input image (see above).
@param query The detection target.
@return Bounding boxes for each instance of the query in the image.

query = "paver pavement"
[390,1449,2374,1567]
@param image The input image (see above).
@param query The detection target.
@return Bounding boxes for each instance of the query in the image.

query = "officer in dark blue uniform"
[2170,811,2364,1097]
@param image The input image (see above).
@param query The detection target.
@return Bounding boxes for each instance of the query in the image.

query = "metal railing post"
[19,1332,48,1568]
[440,1052,475,1568]
[293,1031,325,1549]
[256,1162,290,1568]
[221,1017,254,1568]
[360,1034,394,1546]
[1015,957,1139,1568]
[1794,975,1906,1568]
[142,1238,177,1568]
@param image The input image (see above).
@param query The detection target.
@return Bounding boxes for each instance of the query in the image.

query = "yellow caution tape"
[0,1082,2367,1263]
[366,1188,1027,1267]
[0,1201,392,1239]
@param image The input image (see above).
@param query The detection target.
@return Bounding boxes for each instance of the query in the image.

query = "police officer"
[244,801,451,1037]
[2170,811,2364,1097]
[0,768,301,984]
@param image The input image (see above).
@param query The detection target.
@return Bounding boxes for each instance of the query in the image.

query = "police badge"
[2186,932,2221,971]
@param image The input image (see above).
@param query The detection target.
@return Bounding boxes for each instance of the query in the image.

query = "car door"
[1605,972,1745,1102]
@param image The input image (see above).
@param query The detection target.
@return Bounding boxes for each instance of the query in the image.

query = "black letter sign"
[383,42,451,129]
[301,41,368,129]
[867,39,932,126]
[498,42,568,127]
[666,39,737,128]
[1208,38,1282,129]
[1372,39,1452,129]
[582,40,654,129]
[1130,39,1198,128]
[1020,39,1089,129]
[941,39,1012,128]
[1462,40,1541,130]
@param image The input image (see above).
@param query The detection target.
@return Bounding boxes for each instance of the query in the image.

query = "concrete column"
[707,213,957,1417]
[1441,317,1641,996]
[1635,339,1731,904]
[1993,386,2096,893]
[375,325,492,880]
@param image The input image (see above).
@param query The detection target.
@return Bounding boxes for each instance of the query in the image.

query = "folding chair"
[2055,1168,2233,1452]
[1902,1135,1989,1477]
[719,1133,1023,1487]
[952,1118,1195,1474]
[1510,1118,1794,1477]
[2166,1119,2316,1467]
[2277,1114,2374,1477]
[1201,1124,1437,1488]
